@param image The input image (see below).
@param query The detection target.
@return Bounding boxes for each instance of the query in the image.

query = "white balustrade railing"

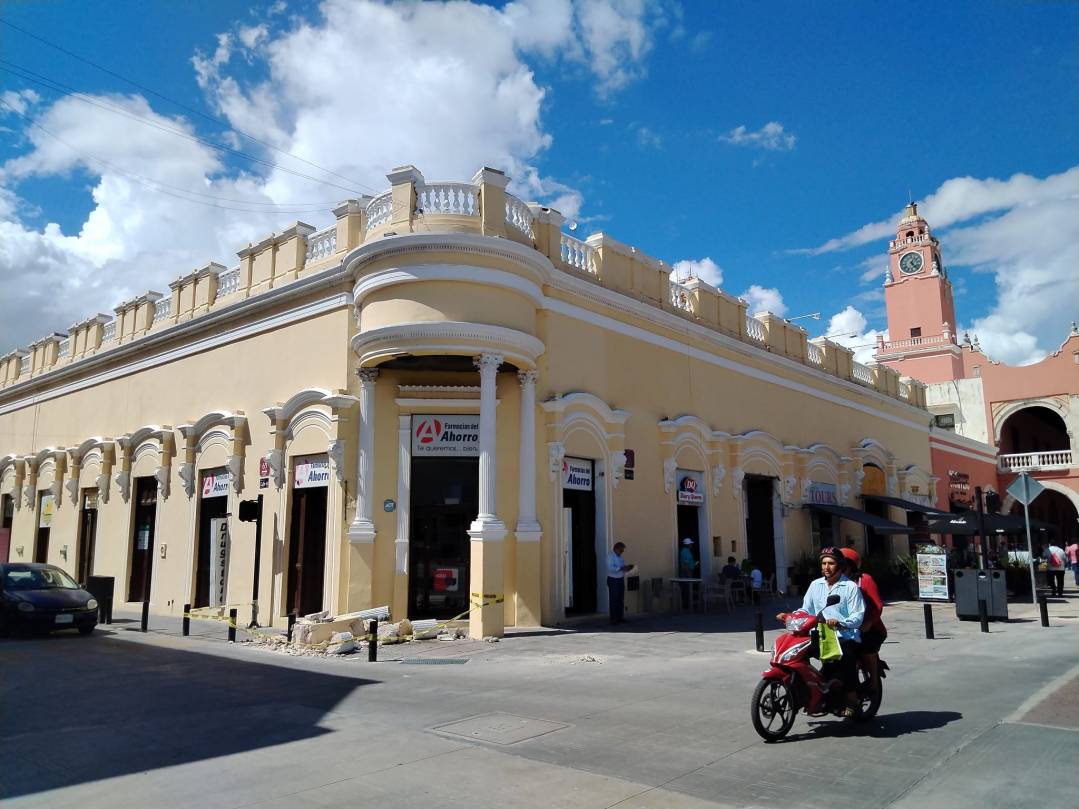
[998,450,1074,472]
[898,380,911,399]
[152,298,171,323]
[807,341,824,366]
[418,183,477,217]
[18,355,30,375]
[560,234,596,274]
[852,361,875,385]
[504,194,534,239]
[217,267,241,297]
[57,338,71,359]
[889,235,931,248]
[669,280,694,313]
[744,314,766,343]
[305,227,336,262]
[879,333,950,352]
[366,192,393,229]
[101,321,116,343]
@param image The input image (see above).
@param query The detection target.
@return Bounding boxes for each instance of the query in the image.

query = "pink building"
[875,203,1079,547]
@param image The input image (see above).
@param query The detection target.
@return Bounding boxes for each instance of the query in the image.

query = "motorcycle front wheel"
[751,678,797,741]
[854,668,882,721]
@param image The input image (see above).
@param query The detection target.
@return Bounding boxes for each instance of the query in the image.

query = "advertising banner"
[208,517,230,607]
[676,474,704,506]
[38,493,56,528]
[293,455,330,489]
[411,415,481,457]
[562,457,593,491]
[201,469,232,499]
[807,482,838,505]
[916,545,948,601]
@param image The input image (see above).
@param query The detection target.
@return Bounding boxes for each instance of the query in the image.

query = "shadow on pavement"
[781,710,964,743]
[0,633,375,799]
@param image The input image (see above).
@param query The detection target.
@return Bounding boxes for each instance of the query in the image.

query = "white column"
[515,369,541,541]
[395,415,411,573]
[469,352,507,540]
[348,367,379,543]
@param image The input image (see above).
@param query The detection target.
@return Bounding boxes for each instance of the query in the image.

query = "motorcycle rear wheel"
[751,678,797,741]
[854,668,882,721]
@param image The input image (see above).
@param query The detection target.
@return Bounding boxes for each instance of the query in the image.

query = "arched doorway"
[1009,489,1079,550]
[998,406,1071,460]
[861,464,889,558]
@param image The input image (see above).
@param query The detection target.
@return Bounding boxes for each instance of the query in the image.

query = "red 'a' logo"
[415,418,443,444]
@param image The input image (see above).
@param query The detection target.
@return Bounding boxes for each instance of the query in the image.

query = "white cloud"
[0,0,666,352]
[825,305,887,365]
[672,257,723,287]
[636,125,662,148]
[720,121,796,151]
[0,89,40,117]
[741,284,787,317]
[804,166,1079,365]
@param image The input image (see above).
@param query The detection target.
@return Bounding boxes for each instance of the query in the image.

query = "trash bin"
[85,575,115,624]
[954,569,1008,621]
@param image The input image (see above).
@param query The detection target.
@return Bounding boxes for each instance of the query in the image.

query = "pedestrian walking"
[1043,541,1067,597]
[1066,539,1079,587]
[679,538,699,577]
[606,542,632,624]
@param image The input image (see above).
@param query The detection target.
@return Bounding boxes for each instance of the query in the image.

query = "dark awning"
[804,504,917,534]
[861,494,949,516]
[924,510,1028,536]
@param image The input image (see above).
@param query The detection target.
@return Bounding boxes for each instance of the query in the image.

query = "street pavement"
[2,592,1078,809]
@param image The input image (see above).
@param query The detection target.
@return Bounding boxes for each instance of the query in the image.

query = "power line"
[0,97,342,215]
[0,16,380,196]
[0,60,365,197]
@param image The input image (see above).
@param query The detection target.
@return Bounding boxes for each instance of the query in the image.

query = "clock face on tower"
[899,252,924,275]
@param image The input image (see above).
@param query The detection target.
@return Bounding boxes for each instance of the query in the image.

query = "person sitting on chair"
[721,556,741,580]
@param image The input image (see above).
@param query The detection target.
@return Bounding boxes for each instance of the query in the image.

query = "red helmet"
[840,547,861,569]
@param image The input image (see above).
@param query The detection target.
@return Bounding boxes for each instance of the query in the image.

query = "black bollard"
[182,603,191,637]
[105,597,113,625]
[923,603,935,640]
[1038,592,1049,627]
[287,612,296,643]
[754,610,765,652]
[228,608,237,643]
[141,597,150,633]
[978,598,989,633]
[368,618,379,662]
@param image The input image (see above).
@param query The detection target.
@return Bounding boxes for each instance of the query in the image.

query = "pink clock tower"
[874,202,965,383]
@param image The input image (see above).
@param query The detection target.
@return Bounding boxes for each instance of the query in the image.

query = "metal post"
[978,598,989,633]
[106,597,113,625]
[287,612,296,643]
[1022,478,1037,604]
[368,618,379,662]
[1038,592,1049,627]
[228,608,237,642]
[974,486,988,571]
[754,610,765,652]
[923,603,935,639]
[182,603,191,637]
[140,597,150,632]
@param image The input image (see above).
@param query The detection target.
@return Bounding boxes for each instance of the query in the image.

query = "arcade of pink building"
[875,203,1079,545]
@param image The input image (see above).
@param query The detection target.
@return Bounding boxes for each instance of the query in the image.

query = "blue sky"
[1,0,1076,364]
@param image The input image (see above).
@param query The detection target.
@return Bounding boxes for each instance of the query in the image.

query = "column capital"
[357,367,380,385]
[517,369,538,386]
[474,353,504,372]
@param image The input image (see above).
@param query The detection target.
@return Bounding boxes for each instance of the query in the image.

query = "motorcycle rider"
[839,547,886,695]
[777,546,865,716]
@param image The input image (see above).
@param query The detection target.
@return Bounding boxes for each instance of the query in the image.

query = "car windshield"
[3,567,80,591]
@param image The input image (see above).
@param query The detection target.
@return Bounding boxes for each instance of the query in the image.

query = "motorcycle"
[750,594,887,742]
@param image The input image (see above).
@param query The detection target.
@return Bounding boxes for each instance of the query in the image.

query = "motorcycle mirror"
[826,594,840,606]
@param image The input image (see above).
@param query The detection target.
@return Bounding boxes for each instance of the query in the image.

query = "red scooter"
[750,595,886,741]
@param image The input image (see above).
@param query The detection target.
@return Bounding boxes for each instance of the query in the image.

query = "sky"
[1,0,1076,366]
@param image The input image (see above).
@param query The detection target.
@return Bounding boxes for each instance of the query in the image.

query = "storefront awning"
[861,494,949,516]
[804,504,917,534]
[924,510,1026,536]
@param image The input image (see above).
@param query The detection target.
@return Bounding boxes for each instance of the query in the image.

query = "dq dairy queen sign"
[411,416,481,457]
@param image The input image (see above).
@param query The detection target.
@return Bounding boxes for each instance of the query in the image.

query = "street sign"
[1007,473,1045,506]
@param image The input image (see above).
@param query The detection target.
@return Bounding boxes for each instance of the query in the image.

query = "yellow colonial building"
[0,165,937,637]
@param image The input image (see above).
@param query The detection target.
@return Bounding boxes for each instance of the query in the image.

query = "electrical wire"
[0,16,380,196]
[0,60,366,197]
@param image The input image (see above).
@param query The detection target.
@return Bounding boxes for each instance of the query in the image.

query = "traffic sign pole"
[1023,476,1037,604]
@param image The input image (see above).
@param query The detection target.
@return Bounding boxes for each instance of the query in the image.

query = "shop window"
[810,510,835,549]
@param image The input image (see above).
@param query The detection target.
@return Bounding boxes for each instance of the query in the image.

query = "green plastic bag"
[818,622,842,662]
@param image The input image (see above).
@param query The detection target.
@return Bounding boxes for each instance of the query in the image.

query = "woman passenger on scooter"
[840,547,886,695]
[777,547,865,716]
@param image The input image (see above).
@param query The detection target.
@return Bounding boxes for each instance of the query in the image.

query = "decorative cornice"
[352,321,544,370]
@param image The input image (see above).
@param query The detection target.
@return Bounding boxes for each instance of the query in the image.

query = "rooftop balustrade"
[0,164,929,411]
[998,450,1074,473]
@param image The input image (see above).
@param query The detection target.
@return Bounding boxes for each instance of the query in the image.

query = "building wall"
[926,377,989,444]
